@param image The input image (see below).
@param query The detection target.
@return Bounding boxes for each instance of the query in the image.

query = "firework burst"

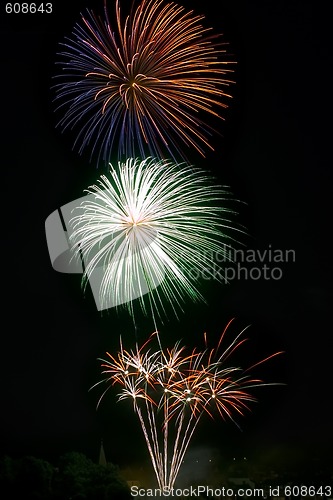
[69,157,242,322]
[93,319,283,489]
[53,0,235,165]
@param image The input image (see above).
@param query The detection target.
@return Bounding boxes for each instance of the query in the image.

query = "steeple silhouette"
[99,439,107,467]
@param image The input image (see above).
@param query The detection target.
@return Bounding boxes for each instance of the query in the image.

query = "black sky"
[1,0,332,478]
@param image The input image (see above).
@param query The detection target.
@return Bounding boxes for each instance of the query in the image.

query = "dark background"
[1,0,332,483]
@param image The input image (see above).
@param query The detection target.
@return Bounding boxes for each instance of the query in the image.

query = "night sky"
[1,0,332,482]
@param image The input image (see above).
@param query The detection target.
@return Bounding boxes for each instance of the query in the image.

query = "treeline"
[0,451,132,499]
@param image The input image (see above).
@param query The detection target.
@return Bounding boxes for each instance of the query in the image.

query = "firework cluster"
[94,321,281,489]
[46,0,282,490]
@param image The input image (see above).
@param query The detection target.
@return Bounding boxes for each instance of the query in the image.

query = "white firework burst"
[69,157,242,322]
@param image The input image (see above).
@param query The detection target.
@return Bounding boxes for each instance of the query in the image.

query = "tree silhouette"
[0,452,131,500]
